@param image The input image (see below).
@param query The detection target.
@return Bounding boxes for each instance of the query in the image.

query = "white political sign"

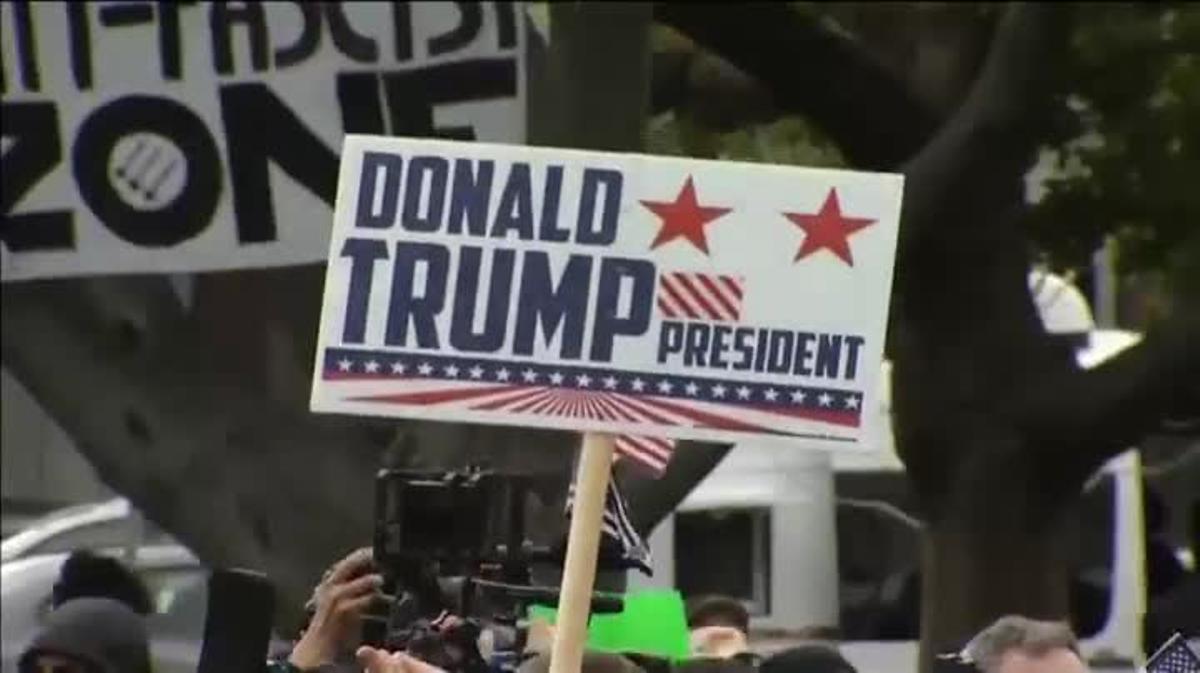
[311,135,904,449]
[1,1,524,281]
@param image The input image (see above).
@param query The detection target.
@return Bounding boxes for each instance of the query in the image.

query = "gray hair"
[963,616,1080,672]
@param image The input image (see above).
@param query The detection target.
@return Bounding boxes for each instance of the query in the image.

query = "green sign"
[529,590,691,660]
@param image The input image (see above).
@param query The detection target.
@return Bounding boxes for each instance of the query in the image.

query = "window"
[674,507,771,616]
[833,470,1116,640]
[834,472,923,640]
[143,566,209,640]
[1070,473,1115,638]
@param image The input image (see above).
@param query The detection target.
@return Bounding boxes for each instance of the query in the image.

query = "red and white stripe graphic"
[615,435,675,477]
[657,272,743,322]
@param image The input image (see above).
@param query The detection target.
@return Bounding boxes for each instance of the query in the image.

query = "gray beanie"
[19,597,152,673]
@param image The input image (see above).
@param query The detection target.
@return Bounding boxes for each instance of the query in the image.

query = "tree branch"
[1021,314,1200,483]
[899,2,1072,253]
[890,4,1074,504]
[0,277,576,624]
[654,1,939,169]
[653,49,780,131]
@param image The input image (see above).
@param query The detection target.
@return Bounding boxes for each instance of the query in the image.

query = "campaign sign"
[310,135,904,449]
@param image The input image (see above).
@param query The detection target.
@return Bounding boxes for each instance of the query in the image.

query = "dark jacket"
[1144,573,1200,656]
[19,597,151,673]
[759,646,858,673]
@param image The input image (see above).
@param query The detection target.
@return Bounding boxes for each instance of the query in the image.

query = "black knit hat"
[52,550,153,615]
[18,597,152,673]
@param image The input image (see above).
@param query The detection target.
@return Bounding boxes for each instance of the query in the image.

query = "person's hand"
[523,618,555,656]
[288,547,382,669]
[690,625,749,658]
[356,647,448,673]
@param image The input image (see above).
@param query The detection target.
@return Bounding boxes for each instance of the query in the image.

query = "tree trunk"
[917,445,1074,670]
[540,2,652,152]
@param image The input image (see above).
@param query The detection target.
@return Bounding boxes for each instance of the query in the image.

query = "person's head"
[18,597,151,673]
[963,616,1087,673]
[52,550,153,615]
[758,645,857,673]
[686,596,750,635]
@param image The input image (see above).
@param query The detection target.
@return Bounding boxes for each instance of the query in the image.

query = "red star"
[640,176,732,255]
[784,188,876,266]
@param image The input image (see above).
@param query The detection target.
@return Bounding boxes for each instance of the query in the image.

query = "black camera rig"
[364,468,625,673]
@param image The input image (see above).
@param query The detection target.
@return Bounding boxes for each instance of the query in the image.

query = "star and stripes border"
[322,348,863,441]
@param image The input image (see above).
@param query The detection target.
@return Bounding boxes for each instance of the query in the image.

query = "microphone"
[197,568,276,673]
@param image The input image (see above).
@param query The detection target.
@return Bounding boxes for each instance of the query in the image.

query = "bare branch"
[655,1,938,169]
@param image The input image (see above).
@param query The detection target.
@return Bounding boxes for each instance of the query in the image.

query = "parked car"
[1,498,174,564]
[1,545,206,673]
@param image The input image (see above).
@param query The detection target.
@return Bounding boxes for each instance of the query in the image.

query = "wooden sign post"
[549,432,615,673]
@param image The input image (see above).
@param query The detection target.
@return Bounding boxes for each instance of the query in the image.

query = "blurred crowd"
[19,546,1192,673]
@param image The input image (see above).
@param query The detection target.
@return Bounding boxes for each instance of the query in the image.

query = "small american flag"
[615,434,675,477]
[657,271,743,322]
[564,473,652,575]
[1145,634,1200,673]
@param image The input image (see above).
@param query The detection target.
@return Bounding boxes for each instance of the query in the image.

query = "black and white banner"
[0,1,525,281]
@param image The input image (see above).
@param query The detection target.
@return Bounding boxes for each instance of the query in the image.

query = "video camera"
[365,468,625,673]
